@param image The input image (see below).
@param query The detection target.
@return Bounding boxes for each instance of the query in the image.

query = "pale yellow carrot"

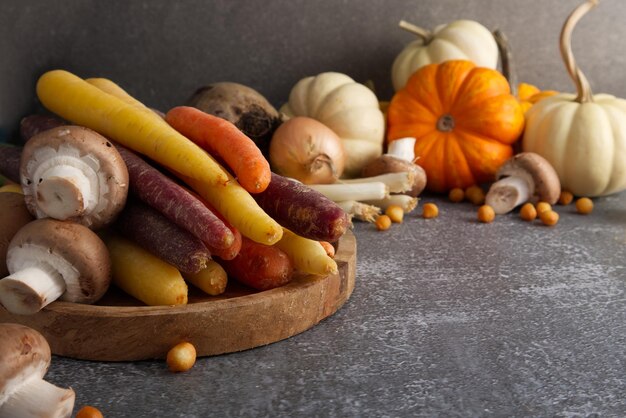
[85,77,149,109]
[275,228,337,275]
[36,69,229,186]
[104,233,188,306]
[183,260,228,296]
[183,172,283,245]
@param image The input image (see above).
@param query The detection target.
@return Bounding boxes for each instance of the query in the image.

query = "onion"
[269,116,346,184]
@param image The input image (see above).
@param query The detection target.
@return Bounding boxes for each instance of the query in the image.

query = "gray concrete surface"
[46,193,626,417]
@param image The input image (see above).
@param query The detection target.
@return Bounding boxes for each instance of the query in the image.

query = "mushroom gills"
[0,375,75,418]
[485,175,532,214]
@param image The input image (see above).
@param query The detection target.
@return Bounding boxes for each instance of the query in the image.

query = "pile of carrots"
[12,69,350,306]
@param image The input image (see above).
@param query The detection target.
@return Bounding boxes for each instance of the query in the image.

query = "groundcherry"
[422,203,439,219]
[477,205,495,223]
[575,197,593,214]
[167,342,197,372]
[465,185,485,205]
[76,406,104,418]
[448,188,465,203]
[519,203,537,221]
[385,205,404,223]
[536,201,552,214]
[539,210,559,226]
[375,214,392,231]
[559,191,574,205]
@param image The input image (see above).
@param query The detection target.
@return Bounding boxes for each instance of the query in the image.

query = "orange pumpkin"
[387,60,525,192]
[517,82,558,114]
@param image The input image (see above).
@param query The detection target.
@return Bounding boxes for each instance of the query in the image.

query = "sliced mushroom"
[0,218,111,315]
[0,323,75,417]
[485,152,561,214]
[361,137,427,197]
[20,125,129,230]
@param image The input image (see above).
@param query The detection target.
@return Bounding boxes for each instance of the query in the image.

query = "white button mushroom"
[485,152,561,214]
[0,219,111,315]
[20,125,129,230]
[0,323,75,418]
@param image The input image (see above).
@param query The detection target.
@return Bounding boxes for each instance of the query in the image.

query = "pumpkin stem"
[493,29,518,97]
[560,0,598,103]
[437,114,455,132]
[398,20,433,43]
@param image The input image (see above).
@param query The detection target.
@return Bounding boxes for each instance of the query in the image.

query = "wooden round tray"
[0,231,356,361]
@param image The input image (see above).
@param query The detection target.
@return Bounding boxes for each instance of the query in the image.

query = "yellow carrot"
[104,233,188,306]
[183,260,228,296]
[183,172,283,245]
[36,69,229,186]
[85,77,149,109]
[275,228,338,275]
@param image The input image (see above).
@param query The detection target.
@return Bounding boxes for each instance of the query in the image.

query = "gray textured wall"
[1,0,625,141]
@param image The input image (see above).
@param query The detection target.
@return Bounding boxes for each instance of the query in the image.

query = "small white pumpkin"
[280,72,385,178]
[391,19,499,91]
[523,0,626,197]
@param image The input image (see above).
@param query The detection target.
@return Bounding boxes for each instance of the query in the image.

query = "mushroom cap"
[20,125,129,230]
[7,219,111,304]
[496,152,561,204]
[0,323,50,405]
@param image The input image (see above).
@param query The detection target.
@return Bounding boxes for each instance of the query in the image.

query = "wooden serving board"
[0,231,356,361]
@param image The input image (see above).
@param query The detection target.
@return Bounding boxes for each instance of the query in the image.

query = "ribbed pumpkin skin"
[522,93,626,197]
[387,60,524,192]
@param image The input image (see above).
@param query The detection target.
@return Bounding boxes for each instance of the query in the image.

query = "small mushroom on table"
[20,125,129,230]
[0,323,75,417]
[0,218,111,315]
[360,137,427,197]
[485,152,561,214]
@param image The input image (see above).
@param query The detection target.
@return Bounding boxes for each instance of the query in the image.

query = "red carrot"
[200,200,242,260]
[165,106,271,193]
[116,145,234,250]
[113,199,211,274]
[252,173,350,242]
[217,237,293,291]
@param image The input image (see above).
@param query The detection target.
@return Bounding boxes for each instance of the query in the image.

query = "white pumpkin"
[522,0,626,197]
[391,19,498,91]
[280,72,385,178]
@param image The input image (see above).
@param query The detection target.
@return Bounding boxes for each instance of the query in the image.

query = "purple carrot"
[115,145,234,250]
[0,144,22,183]
[252,172,350,242]
[114,199,211,274]
[20,114,67,143]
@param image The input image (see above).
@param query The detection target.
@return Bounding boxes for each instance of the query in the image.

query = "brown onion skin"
[269,116,346,184]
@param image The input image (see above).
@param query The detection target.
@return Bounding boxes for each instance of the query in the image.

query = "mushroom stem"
[387,137,416,162]
[36,164,93,220]
[0,377,75,418]
[0,267,66,315]
[485,175,531,215]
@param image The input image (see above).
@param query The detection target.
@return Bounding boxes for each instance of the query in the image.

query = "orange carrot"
[165,106,271,193]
